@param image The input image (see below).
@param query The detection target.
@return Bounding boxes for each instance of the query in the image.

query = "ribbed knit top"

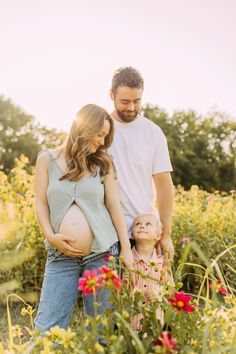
[41,150,118,253]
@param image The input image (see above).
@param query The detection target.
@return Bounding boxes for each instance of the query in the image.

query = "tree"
[143,104,236,192]
[0,96,65,173]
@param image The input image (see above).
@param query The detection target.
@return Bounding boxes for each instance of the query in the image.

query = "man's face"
[110,86,143,123]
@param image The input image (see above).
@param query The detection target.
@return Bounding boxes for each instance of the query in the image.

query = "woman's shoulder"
[36,149,59,169]
[37,148,61,160]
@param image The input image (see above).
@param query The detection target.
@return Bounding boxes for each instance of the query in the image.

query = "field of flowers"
[0,156,236,353]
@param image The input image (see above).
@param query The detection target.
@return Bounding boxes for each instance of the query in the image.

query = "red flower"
[153,331,178,353]
[216,280,228,295]
[209,280,228,296]
[78,270,102,296]
[99,265,123,290]
[168,292,195,312]
[104,253,115,262]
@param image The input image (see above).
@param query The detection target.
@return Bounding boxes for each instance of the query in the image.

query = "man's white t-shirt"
[108,115,173,233]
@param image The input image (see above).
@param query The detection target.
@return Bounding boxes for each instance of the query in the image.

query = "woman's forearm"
[36,202,54,241]
[106,203,131,250]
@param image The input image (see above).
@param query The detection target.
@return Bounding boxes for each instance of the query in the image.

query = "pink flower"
[153,331,178,353]
[78,270,102,296]
[182,237,190,245]
[168,292,195,312]
[99,265,123,290]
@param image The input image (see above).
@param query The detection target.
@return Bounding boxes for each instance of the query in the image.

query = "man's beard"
[116,108,139,123]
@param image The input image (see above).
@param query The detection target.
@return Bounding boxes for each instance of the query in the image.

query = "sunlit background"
[0,0,235,131]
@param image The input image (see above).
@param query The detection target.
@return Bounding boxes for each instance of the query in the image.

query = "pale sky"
[0,0,235,131]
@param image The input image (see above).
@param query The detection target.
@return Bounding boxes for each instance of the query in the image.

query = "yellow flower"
[94,342,104,352]
[85,318,90,327]
[110,335,118,342]
[59,328,76,348]
[224,294,235,305]
[27,305,35,316]
[122,310,129,319]
[133,289,142,296]
[0,342,5,354]
[11,325,22,337]
[20,307,27,316]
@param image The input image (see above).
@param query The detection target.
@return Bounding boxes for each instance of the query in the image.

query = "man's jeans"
[34,249,116,331]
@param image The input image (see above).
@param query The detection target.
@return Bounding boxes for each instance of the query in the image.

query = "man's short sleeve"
[152,127,173,174]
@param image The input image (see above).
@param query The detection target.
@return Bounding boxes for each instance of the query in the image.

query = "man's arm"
[153,172,174,259]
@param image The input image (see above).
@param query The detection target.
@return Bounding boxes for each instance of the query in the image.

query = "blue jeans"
[34,249,117,331]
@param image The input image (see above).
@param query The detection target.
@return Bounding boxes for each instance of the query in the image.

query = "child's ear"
[155,232,162,242]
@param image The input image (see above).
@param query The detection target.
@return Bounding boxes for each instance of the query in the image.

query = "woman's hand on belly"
[47,233,86,257]
[59,204,94,256]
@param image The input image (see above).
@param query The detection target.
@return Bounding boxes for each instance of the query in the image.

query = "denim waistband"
[48,241,120,260]
[83,241,120,261]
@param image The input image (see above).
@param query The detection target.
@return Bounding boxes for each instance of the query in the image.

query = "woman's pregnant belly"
[59,203,94,256]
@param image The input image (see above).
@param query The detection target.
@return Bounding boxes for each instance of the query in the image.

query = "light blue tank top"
[42,150,118,253]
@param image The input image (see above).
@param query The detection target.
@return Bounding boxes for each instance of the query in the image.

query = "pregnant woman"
[34,104,133,331]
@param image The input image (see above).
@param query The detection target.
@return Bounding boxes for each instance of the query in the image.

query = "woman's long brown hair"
[60,104,114,181]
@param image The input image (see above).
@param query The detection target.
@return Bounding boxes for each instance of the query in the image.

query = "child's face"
[132,214,161,243]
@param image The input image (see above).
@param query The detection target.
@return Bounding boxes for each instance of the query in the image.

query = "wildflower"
[224,294,234,304]
[59,328,76,348]
[11,325,22,337]
[21,307,27,316]
[216,280,228,295]
[104,253,114,262]
[168,292,195,312]
[94,342,104,352]
[78,270,102,296]
[122,310,129,319]
[182,236,190,245]
[153,331,178,353]
[99,265,123,290]
[110,335,118,341]
[133,288,142,296]
[26,305,35,316]
[209,280,228,296]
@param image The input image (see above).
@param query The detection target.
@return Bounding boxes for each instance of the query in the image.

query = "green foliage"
[0,96,66,173]
[0,156,46,300]
[1,264,236,353]
[1,96,236,192]
[172,185,236,293]
[0,158,235,299]
[143,104,236,192]
[0,158,236,353]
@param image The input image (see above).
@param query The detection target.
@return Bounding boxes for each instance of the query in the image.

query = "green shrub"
[0,157,235,300]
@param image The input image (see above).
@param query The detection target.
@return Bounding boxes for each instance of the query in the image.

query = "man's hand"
[160,233,174,263]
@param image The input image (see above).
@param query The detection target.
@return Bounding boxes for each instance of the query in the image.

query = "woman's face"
[89,119,110,153]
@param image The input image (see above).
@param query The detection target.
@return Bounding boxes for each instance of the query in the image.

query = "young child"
[129,213,174,331]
